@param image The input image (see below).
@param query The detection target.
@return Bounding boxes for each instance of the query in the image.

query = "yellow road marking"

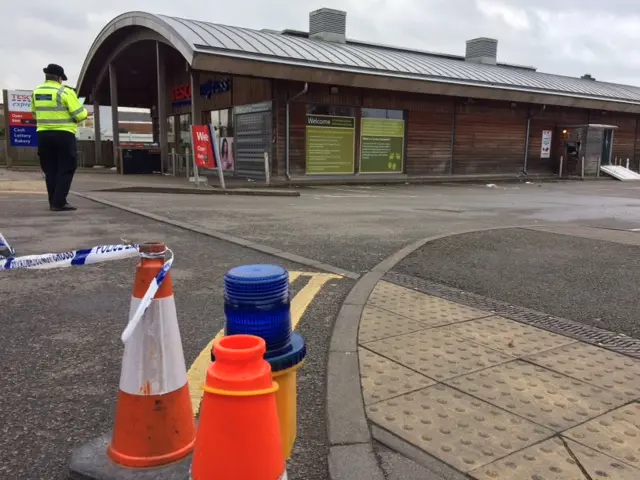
[187,270,342,415]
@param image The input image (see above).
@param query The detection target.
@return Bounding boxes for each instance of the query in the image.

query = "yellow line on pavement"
[187,270,342,415]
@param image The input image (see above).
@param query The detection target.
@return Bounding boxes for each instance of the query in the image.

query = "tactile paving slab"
[366,384,552,472]
[471,436,640,480]
[446,360,628,431]
[445,316,575,356]
[527,342,640,399]
[358,305,428,344]
[364,329,513,381]
[359,348,435,405]
[564,403,640,469]
[368,281,492,326]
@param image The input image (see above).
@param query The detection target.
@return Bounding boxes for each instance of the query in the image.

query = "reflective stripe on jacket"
[31,80,88,134]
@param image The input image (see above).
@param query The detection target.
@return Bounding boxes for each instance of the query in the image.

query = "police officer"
[32,64,88,211]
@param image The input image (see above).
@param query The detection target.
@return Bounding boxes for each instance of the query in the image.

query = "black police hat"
[43,63,68,81]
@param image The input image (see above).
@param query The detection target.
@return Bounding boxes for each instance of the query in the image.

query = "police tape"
[0,244,141,270]
[0,232,15,259]
[0,234,174,344]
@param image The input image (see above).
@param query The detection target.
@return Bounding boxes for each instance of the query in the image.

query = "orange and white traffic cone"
[107,242,196,468]
[191,334,287,480]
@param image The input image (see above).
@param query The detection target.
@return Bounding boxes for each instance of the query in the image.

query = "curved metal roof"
[80,12,640,106]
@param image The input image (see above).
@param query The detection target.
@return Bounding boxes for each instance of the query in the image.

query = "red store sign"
[191,125,217,169]
[9,111,35,127]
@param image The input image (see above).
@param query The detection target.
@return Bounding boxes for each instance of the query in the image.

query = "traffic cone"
[107,242,196,467]
[191,334,287,480]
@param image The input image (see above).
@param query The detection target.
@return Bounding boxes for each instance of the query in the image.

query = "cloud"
[1,0,639,91]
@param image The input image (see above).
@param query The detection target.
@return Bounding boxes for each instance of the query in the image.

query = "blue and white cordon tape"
[0,232,15,259]
[0,232,174,345]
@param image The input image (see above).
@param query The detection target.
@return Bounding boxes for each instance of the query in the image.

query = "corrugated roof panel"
[154,14,640,104]
[158,15,214,47]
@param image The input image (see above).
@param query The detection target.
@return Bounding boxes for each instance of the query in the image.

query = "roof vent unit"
[581,73,596,81]
[309,8,346,43]
[465,37,498,65]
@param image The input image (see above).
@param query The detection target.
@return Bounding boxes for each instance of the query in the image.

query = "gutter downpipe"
[285,82,309,180]
[523,113,531,174]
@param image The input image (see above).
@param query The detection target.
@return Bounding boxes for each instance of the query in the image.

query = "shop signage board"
[305,115,355,174]
[191,125,216,169]
[541,130,552,158]
[171,78,231,107]
[359,118,405,173]
[7,90,37,147]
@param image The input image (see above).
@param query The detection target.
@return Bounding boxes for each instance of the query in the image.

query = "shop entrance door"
[602,129,614,165]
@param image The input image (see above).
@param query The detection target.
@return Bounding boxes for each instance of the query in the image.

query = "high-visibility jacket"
[31,80,88,134]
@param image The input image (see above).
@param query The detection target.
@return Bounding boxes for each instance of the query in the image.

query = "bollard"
[627,158,630,169]
[214,264,306,460]
[558,156,563,179]
[581,156,585,179]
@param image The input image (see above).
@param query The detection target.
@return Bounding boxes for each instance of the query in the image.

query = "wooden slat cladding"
[363,90,452,112]
[274,100,285,176]
[288,102,307,176]
[231,76,272,107]
[406,108,453,175]
[527,107,588,173]
[453,101,528,174]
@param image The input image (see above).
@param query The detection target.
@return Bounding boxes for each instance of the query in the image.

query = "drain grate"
[383,271,640,359]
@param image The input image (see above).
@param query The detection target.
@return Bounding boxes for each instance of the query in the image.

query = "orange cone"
[107,242,196,467]
[191,334,287,480]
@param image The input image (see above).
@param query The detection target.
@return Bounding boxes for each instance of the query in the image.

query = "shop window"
[359,108,406,174]
[306,104,356,117]
[361,108,404,120]
[167,115,175,144]
[206,108,234,137]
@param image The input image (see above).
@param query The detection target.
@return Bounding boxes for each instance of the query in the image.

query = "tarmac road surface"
[0,193,352,480]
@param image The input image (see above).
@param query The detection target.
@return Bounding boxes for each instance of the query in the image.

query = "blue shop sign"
[9,126,38,147]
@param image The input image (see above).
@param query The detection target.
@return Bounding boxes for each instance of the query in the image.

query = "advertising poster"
[190,125,216,169]
[7,90,37,147]
[305,115,355,174]
[219,137,235,171]
[359,118,405,173]
[541,130,552,159]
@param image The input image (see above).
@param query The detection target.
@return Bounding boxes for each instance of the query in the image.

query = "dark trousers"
[37,130,77,208]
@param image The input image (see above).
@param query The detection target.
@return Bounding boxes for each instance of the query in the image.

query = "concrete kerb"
[71,191,359,281]
[326,224,548,480]
[91,186,301,197]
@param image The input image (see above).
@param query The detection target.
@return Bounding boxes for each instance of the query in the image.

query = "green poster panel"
[360,118,405,173]
[306,115,355,175]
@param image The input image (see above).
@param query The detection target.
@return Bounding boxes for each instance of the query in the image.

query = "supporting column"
[92,94,102,166]
[190,69,203,127]
[109,64,120,173]
[156,42,169,172]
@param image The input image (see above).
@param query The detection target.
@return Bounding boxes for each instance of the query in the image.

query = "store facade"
[76,10,640,182]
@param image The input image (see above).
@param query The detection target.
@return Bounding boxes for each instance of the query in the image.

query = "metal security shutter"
[235,108,272,178]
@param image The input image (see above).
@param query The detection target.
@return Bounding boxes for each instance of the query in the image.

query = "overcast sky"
[1,0,640,92]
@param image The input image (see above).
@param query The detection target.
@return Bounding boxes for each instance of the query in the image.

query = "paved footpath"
[359,279,640,479]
